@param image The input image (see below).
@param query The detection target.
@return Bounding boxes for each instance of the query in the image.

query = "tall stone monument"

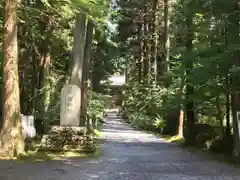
[60,84,81,126]
[39,14,96,153]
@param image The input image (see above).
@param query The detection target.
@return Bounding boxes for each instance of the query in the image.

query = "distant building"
[108,74,126,87]
[101,74,126,87]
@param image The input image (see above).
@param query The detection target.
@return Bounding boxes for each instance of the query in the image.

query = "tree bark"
[163,0,170,73]
[216,95,224,137]
[229,0,240,159]
[152,0,159,84]
[178,111,184,137]
[184,12,196,146]
[157,0,169,83]
[70,13,87,87]
[225,75,231,137]
[0,0,24,157]
[143,0,149,84]
[70,13,87,126]
[81,21,94,127]
[36,51,51,134]
[178,74,185,137]
[224,25,231,138]
[138,22,143,83]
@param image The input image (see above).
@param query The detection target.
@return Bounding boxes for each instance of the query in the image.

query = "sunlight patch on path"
[0,111,240,180]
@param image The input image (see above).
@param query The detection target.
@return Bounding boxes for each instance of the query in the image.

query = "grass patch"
[94,129,103,137]
[164,135,185,144]
[17,147,102,163]
[18,151,85,162]
[16,132,103,163]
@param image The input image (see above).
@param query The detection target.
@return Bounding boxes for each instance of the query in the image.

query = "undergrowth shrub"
[122,79,233,155]
[87,92,111,129]
[154,115,165,130]
[207,135,234,154]
[122,82,181,134]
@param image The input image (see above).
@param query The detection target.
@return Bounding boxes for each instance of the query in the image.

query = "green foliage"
[122,83,177,132]
[115,0,240,154]
[0,0,117,134]
[154,115,166,131]
[87,92,110,127]
[129,112,153,130]
[92,27,119,83]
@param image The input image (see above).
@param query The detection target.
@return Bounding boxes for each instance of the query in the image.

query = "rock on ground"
[0,112,240,180]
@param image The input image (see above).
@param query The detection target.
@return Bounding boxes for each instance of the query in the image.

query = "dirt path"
[0,112,240,180]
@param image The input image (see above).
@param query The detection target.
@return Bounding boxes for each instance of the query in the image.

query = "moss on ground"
[94,129,103,137]
[162,135,185,144]
[0,129,103,162]
[17,147,102,163]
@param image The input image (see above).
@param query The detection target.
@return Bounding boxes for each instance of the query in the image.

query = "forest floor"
[0,111,240,180]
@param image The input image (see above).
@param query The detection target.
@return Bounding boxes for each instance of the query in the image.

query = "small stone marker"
[60,84,81,126]
[21,115,36,140]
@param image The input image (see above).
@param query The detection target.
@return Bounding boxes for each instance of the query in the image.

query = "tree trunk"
[70,13,87,125]
[143,0,149,84]
[29,50,37,115]
[92,74,101,92]
[157,0,169,84]
[216,95,224,137]
[231,92,240,158]
[178,111,184,137]
[137,23,143,83]
[184,12,196,146]
[81,21,94,127]
[152,0,159,84]
[225,75,231,137]
[35,51,51,134]
[178,74,185,137]
[0,0,24,157]
[224,24,231,138]
[229,0,240,159]
[163,0,170,74]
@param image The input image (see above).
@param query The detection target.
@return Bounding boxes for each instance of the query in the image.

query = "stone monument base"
[39,126,96,152]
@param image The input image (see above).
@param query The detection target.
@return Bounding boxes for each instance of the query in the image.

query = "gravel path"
[1,112,240,180]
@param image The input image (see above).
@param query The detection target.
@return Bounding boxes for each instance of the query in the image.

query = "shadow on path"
[0,111,240,180]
